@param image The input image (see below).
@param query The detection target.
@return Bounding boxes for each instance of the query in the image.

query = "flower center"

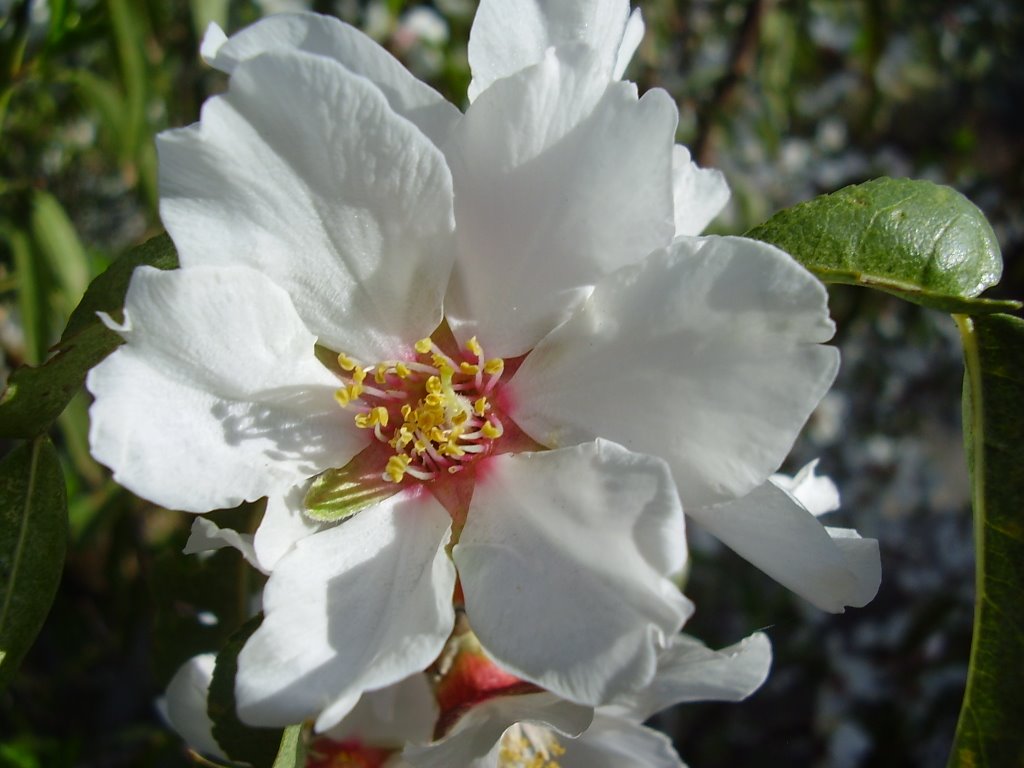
[306,737,394,768]
[498,723,566,768]
[333,336,507,485]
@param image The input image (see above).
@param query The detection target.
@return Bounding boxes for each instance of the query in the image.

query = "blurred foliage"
[0,0,1021,766]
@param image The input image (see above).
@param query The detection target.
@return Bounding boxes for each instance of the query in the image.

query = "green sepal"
[304,444,401,523]
[207,614,285,768]
[746,178,1019,314]
[0,437,68,689]
[272,725,308,768]
[949,313,1024,767]
[0,233,178,438]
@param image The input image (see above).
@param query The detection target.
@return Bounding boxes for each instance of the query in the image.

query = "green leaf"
[949,313,1024,767]
[207,615,284,768]
[0,438,68,689]
[0,233,178,438]
[31,190,90,312]
[746,178,1021,314]
[272,725,307,768]
[9,227,46,366]
[304,444,401,523]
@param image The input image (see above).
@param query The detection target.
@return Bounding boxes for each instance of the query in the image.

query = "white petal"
[604,632,772,722]
[200,14,460,146]
[158,49,455,362]
[510,236,839,509]
[467,0,641,100]
[445,46,677,356]
[688,481,881,612]
[162,654,227,760]
[454,440,692,706]
[770,458,840,516]
[672,144,730,236]
[184,518,262,571]
[560,715,684,768]
[253,483,323,572]
[404,693,593,768]
[325,673,437,747]
[87,266,361,512]
[612,8,645,79]
[235,494,456,731]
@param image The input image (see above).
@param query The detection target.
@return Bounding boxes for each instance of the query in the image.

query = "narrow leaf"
[207,615,283,768]
[304,443,401,523]
[272,725,307,768]
[746,178,1020,314]
[0,233,177,438]
[9,228,45,366]
[0,437,68,688]
[949,313,1024,767]
[31,190,90,311]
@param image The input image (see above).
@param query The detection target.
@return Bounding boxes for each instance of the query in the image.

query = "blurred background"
[1,0,1021,765]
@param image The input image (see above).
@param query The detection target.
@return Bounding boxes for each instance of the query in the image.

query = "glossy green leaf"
[0,233,177,438]
[304,444,401,523]
[207,615,284,768]
[949,313,1024,767]
[272,725,307,768]
[0,438,68,689]
[746,178,1020,314]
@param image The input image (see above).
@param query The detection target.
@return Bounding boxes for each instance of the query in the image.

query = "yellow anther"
[352,367,367,384]
[452,410,469,427]
[415,337,433,354]
[482,420,503,439]
[474,397,489,416]
[460,361,480,375]
[401,403,413,420]
[374,364,389,384]
[354,412,371,429]
[466,336,483,357]
[436,361,455,379]
[384,454,411,483]
[373,406,389,427]
[484,358,504,375]
[347,382,363,400]
[337,353,357,371]
[395,362,411,378]
[426,376,442,395]
[334,388,351,407]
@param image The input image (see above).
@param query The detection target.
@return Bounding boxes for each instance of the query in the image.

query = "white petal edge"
[87,265,362,512]
[688,481,881,612]
[467,0,643,100]
[454,440,692,706]
[560,714,685,768]
[403,693,593,768]
[253,483,323,572]
[446,45,677,357]
[510,235,839,509]
[200,14,460,146]
[324,673,438,748]
[161,654,227,760]
[672,144,730,236]
[603,631,772,722]
[158,48,455,362]
[183,517,262,572]
[235,493,456,731]
[770,458,841,516]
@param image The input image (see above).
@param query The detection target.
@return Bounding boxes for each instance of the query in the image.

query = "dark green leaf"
[208,615,284,768]
[0,438,68,689]
[950,313,1024,767]
[0,233,177,438]
[304,444,401,523]
[272,725,307,768]
[746,178,1020,314]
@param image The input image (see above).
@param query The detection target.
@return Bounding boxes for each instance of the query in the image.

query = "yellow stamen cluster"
[333,336,507,484]
[498,725,566,768]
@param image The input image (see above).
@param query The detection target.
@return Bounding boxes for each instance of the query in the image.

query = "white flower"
[157,654,226,761]
[88,0,876,732]
[403,632,772,768]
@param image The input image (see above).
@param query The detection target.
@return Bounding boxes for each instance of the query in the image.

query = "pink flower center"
[333,335,508,485]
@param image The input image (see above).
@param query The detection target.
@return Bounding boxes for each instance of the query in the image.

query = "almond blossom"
[87,0,878,734]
